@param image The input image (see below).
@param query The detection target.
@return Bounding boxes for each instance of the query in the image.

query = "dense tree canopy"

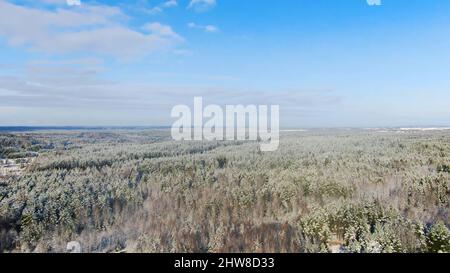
[0,130,449,253]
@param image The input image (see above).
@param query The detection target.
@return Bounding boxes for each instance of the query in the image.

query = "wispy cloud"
[0,1,183,60]
[0,57,342,126]
[366,0,382,6]
[0,70,343,126]
[162,0,178,8]
[187,0,216,12]
[188,22,220,33]
[66,0,81,6]
[143,22,183,40]
[141,0,178,14]
[144,6,163,15]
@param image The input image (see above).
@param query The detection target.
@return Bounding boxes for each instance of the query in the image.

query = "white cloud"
[140,0,178,14]
[187,0,216,12]
[66,0,81,6]
[143,22,183,40]
[22,0,81,7]
[367,0,382,6]
[162,0,178,8]
[204,25,219,33]
[38,0,70,5]
[188,22,219,33]
[0,1,183,60]
[0,67,342,126]
[145,6,163,15]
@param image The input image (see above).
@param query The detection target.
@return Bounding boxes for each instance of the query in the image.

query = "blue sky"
[1,0,450,127]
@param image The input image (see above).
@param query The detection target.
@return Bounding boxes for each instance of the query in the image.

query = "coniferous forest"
[0,129,449,253]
